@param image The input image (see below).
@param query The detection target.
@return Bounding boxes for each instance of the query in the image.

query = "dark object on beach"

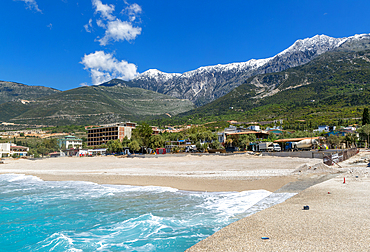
[261,237,269,240]
[303,205,309,210]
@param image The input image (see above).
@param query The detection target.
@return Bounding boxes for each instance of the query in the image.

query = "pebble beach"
[187,151,370,251]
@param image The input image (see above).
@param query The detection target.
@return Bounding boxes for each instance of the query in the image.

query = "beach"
[0,154,322,192]
[187,151,370,251]
[1,152,369,251]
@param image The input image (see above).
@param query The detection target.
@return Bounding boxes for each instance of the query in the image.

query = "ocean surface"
[0,174,295,251]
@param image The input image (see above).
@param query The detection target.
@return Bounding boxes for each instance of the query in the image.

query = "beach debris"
[261,237,269,240]
[303,205,310,210]
[328,192,331,194]
[343,177,346,184]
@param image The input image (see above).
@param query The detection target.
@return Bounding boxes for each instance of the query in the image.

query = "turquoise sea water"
[0,174,295,251]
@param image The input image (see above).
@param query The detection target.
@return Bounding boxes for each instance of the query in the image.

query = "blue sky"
[1,0,370,90]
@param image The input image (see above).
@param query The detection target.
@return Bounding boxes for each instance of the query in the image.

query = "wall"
[261,150,344,159]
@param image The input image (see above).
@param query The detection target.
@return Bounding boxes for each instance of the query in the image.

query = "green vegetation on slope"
[0,81,60,104]
[147,49,370,128]
[0,84,194,126]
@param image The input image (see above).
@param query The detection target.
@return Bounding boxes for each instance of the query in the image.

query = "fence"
[323,148,359,166]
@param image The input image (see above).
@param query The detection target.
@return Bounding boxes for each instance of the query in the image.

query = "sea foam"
[0,174,295,251]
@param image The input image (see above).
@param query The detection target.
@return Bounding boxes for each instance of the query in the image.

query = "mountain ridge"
[0,84,194,126]
[114,33,370,106]
[0,81,60,104]
[170,48,370,126]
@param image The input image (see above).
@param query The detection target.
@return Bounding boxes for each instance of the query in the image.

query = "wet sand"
[0,154,321,192]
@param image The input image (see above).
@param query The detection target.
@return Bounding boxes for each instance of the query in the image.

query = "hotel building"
[87,122,136,147]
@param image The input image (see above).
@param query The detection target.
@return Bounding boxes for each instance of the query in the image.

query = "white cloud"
[84,19,93,33]
[15,0,42,13]
[87,0,142,45]
[125,3,142,22]
[96,19,105,28]
[92,0,115,20]
[47,23,52,29]
[98,19,142,46]
[81,51,138,84]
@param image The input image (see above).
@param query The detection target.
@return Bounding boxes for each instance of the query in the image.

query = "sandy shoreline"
[187,151,370,251]
[2,152,368,250]
[0,154,321,192]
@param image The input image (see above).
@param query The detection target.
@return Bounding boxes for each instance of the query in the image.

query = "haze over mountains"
[1,33,370,126]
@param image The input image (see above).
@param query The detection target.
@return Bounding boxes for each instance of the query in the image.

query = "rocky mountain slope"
[120,33,370,106]
[0,81,60,104]
[175,48,370,124]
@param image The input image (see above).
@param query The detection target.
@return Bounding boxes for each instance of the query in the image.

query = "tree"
[196,141,208,152]
[209,140,223,149]
[363,108,370,125]
[268,133,277,142]
[43,138,58,151]
[128,140,140,153]
[133,123,153,147]
[148,135,165,149]
[248,134,257,143]
[239,135,250,150]
[82,137,88,148]
[121,136,131,147]
[344,133,358,148]
[327,135,343,149]
[107,139,123,153]
[359,124,370,148]
[36,146,48,157]
[225,138,233,147]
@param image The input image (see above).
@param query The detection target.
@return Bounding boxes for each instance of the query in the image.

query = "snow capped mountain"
[126,33,370,106]
[277,35,346,56]
[136,69,181,83]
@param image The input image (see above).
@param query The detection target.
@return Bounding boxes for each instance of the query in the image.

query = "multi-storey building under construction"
[87,122,136,147]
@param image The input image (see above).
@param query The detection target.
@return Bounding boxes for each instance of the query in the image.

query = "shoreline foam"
[3,153,366,250]
[0,155,322,192]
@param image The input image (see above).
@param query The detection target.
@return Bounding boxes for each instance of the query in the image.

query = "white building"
[0,143,29,157]
[247,125,261,131]
[0,143,11,157]
[57,135,83,149]
[315,125,336,132]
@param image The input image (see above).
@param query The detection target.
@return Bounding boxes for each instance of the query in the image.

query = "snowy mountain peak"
[136,69,181,82]
[126,33,370,106]
[337,33,370,47]
[277,34,346,57]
